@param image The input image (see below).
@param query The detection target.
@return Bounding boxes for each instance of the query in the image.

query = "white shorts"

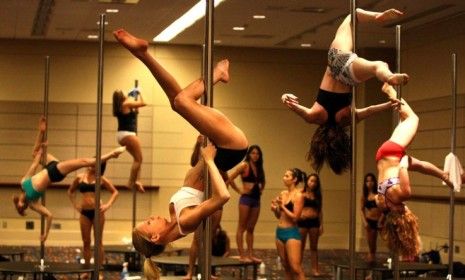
[116,131,136,144]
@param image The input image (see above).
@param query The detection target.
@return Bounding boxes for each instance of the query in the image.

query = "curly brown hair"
[307,124,351,174]
[381,208,421,257]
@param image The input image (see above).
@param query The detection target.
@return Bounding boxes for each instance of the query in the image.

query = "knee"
[310,244,318,251]
[246,226,255,234]
[82,240,91,248]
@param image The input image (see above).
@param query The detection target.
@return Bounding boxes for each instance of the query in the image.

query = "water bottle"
[259,262,266,275]
[276,256,280,269]
[121,262,129,280]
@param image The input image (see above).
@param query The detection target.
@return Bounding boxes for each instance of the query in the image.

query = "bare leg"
[80,214,93,264]
[330,15,408,86]
[383,84,419,148]
[55,147,125,176]
[275,240,292,280]
[286,240,305,280]
[120,135,144,192]
[113,29,247,150]
[309,227,321,275]
[236,204,252,262]
[246,207,261,262]
[366,227,377,263]
[409,156,453,188]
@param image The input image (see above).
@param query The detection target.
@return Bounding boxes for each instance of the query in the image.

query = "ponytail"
[143,258,160,280]
[132,229,165,280]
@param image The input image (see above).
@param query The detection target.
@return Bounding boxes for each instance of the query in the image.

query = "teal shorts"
[276,226,301,243]
[21,177,44,202]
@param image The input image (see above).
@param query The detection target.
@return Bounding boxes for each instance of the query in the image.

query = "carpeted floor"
[0,246,444,279]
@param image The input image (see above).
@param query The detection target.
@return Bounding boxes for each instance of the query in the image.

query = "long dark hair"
[308,124,351,174]
[304,173,322,211]
[245,145,265,184]
[362,173,378,200]
[112,90,125,116]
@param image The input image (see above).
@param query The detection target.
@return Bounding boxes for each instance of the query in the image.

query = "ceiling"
[1,0,464,49]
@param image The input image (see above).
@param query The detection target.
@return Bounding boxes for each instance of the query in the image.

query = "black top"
[79,182,95,193]
[364,199,377,209]
[303,197,320,210]
[284,200,294,212]
[316,88,352,124]
[117,111,137,132]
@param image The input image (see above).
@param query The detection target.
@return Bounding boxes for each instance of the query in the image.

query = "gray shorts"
[328,48,360,86]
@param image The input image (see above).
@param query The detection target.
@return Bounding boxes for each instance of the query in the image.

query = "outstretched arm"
[355,99,400,122]
[29,201,53,242]
[23,147,43,179]
[281,93,319,124]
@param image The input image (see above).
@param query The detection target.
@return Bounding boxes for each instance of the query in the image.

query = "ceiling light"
[233,26,245,31]
[106,9,119,13]
[87,35,98,39]
[96,21,109,25]
[253,15,266,19]
[379,40,386,44]
[153,0,226,42]
[214,39,222,44]
[300,43,312,48]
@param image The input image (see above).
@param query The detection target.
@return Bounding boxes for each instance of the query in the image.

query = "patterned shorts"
[328,48,359,86]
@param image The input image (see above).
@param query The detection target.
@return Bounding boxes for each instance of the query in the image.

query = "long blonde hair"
[381,209,421,257]
[132,229,165,280]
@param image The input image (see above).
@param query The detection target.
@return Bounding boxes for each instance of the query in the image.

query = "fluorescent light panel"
[154,0,226,42]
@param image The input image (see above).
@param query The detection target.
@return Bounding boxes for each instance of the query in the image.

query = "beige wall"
[0,12,464,263]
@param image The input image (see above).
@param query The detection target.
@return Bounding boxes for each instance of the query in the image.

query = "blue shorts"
[21,177,44,202]
[239,194,260,208]
[276,226,301,243]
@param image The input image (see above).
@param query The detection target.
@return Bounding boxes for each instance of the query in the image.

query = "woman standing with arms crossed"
[360,173,382,263]
[298,173,323,276]
[271,168,305,280]
[68,161,119,269]
[113,88,146,192]
[227,145,265,262]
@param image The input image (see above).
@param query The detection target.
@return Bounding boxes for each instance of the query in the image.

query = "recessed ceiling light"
[301,43,312,48]
[106,9,119,13]
[233,26,245,31]
[379,40,386,44]
[253,15,266,19]
[87,35,98,39]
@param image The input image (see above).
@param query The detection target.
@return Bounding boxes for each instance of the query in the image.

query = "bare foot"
[375,9,403,22]
[214,59,230,83]
[387,73,409,86]
[182,274,192,280]
[250,256,262,263]
[113,29,149,58]
[135,181,145,193]
[112,146,127,158]
[239,256,253,263]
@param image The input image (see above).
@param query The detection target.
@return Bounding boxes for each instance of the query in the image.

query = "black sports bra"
[79,182,95,193]
[364,199,377,209]
[285,201,294,212]
[303,197,320,209]
[316,88,352,124]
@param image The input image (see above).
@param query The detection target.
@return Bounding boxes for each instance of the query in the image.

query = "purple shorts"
[239,194,260,208]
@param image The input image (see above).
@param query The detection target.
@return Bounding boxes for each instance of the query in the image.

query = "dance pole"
[391,25,402,280]
[132,79,138,229]
[349,1,357,279]
[40,55,50,260]
[93,13,106,280]
[199,0,214,279]
[447,53,457,277]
